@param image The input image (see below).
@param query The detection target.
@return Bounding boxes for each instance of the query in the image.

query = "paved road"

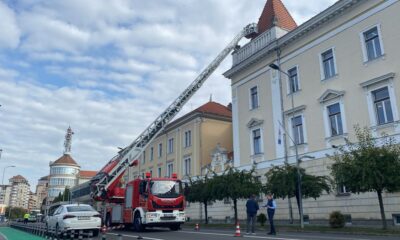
[100,227,400,240]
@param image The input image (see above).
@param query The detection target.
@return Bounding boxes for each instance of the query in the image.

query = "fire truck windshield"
[150,180,182,198]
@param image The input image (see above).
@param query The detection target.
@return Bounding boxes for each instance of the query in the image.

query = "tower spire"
[63,126,74,155]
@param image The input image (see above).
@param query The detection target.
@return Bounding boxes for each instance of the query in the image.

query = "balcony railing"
[232,28,279,66]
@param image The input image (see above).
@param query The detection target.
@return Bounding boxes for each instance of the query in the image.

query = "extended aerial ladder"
[91,23,258,201]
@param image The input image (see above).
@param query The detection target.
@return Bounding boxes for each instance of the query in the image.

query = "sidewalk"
[0,227,44,240]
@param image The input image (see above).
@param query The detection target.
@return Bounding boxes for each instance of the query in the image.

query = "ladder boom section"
[92,23,258,199]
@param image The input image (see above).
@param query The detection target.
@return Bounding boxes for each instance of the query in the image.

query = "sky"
[0,0,337,191]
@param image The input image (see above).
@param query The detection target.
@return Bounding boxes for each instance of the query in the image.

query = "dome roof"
[51,154,79,167]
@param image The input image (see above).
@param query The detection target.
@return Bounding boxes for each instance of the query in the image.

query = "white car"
[46,204,101,237]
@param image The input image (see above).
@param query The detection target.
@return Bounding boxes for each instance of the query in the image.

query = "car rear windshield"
[66,206,95,212]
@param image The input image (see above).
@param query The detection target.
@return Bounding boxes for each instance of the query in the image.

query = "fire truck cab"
[104,173,185,231]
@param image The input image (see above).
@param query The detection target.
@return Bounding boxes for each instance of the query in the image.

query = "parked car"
[46,204,101,237]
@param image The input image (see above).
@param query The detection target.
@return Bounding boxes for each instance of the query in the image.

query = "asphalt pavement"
[99,227,400,240]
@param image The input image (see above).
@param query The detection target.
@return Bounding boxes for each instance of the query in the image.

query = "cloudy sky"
[0,0,337,190]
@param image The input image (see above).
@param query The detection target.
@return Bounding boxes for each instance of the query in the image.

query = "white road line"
[180,230,302,240]
[276,233,371,240]
[0,232,8,240]
[107,232,165,240]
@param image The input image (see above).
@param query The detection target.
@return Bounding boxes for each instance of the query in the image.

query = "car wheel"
[169,224,180,231]
[134,213,144,232]
[55,224,60,237]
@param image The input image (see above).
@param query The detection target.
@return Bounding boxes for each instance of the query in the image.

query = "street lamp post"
[2,165,15,221]
[269,63,305,228]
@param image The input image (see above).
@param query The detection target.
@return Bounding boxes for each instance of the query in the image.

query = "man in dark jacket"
[245,194,259,234]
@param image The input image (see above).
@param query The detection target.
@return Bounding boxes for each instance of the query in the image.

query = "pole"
[270,64,303,229]
[275,48,293,224]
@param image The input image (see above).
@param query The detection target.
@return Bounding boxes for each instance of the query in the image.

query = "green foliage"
[257,213,267,226]
[330,126,400,229]
[5,207,27,220]
[329,211,345,228]
[185,176,215,224]
[264,164,331,201]
[212,167,262,223]
[52,187,72,203]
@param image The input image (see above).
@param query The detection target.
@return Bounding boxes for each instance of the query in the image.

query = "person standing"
[264,194,276,235]
[245,194,259,235]
[23,212,30,224]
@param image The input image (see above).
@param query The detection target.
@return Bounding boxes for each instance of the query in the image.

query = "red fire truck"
[89,23,258,231]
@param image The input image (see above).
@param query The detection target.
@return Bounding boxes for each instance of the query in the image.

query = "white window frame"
[167,163,173,178]
[184,130,192,148]
[249,127,264,155]
[319,47,338,80]
[286,65,301,95]
[287,113,308,146]
[322,100,348,138]
[249,85,260,110]
[365,83,398,127]
[168,138,174,154]
[359,24,385,63]
[158,143,162,158]
[183,157,191,176]
[150,147,154,161]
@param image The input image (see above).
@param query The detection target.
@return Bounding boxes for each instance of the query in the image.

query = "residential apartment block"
[8,175,30,209]
[127,101,233,181]
[221,0,400,225]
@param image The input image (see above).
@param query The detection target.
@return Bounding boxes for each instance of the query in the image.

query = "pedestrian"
[245,194,259,235]
[23,212,30,224]
[263,194,276,235]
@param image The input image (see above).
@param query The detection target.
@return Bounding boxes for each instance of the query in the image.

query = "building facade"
[127,101,233,181]
[48,127,80,201]
[35,176,49,209]
[221,0,400,225]
[0,185,11,206]
[9,175,30,209]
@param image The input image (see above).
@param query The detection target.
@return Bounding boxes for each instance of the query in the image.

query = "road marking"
[0,232,8,240]
[107,232,165,240]
[180,230,302,240]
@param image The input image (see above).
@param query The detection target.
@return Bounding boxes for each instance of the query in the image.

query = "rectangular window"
[158,143,163,158]
[252,129,262,155]
[142,151,146,164]
[150,147,154,161]
[364,27,382,60]
[250,86,259,109]
[184,157,191,176]
[288,67,299,93]
[149,170,153,177]
[184,131,192,148]
[372,87,393,125]
[167,163,173,178]
[168,138,174,154]
[327,103,343,136]
[394,215,400,225]
[292,116,304,145]
[158,167,162,178]
[321,49,336,79]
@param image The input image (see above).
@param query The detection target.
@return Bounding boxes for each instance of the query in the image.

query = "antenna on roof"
[209,94,213,102]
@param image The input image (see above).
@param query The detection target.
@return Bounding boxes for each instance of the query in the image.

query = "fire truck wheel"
[134,212,145,232]
[169,224,180,231]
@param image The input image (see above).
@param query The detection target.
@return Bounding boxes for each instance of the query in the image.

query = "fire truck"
[89,23,258,231]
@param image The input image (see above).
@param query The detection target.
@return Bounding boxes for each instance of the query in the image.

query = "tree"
[264,164,331,217]
[5,207,27,220]
[62,187,71,202]
[213,168,262,223]
[185,176,215,224]
[330,126,400,229]
[53,192,63,203]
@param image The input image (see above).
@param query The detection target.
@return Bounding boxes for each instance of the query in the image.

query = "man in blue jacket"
[263,194,277,235]
[245,194,259,234]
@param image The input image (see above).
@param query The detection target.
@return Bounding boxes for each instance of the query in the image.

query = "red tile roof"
[11,175,27,181]
[254,0,297,38]
[79,170,97,178]
[51,154,79,166]
[167,101,231,128]
[194,101,232,118]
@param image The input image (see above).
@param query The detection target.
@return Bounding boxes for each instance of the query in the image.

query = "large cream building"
[127,101,233,181]
[221,0,400,226]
